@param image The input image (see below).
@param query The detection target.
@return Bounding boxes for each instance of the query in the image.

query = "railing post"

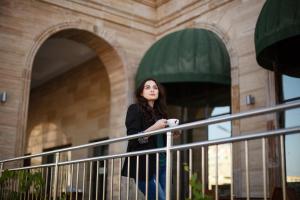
[0,162,3,176]
[280,135,287,200]
[0,161,3,196]
[166,131,173,200]
[53,152,60,200]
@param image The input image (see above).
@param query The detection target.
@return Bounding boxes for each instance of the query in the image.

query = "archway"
[25,26,128,160]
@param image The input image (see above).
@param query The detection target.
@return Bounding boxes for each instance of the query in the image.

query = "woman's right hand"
[143,119,167,133]
[153,119,168,130]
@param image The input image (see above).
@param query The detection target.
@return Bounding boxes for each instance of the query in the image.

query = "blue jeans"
[138,165,166,200]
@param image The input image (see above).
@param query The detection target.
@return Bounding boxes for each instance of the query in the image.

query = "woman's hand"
[138,119,167,144]
[153,119,168,130]
[173,130,181,139]
[144,119,167,133]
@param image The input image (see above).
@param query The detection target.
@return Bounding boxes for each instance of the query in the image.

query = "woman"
[122,78,168,200]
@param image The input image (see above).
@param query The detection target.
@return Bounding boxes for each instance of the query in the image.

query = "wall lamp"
[246,94,255,105]
[0,91,7,103]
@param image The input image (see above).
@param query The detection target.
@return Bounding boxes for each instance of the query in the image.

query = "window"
[280,75,300,198]
[165,82,231,199]
[208,106,231,196]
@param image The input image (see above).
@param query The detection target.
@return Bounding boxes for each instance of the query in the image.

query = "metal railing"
[1,100,300,200]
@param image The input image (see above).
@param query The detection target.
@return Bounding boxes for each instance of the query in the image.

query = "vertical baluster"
[110,159,114,200]
[65,165,68,200]
[103,160,107,200]
[245,141,250,200]
[89,162,93,200]
[36,168,40,200]
[32,169,34,200]
[45,167,49,200]
[0,162,3,175]
[135,156,139,200]
[262,138,267,200]
[17,170,20,200]
[201,146,205,197]
[280,135,286,200]
[40,167,44,200]
[189,148,193,199]
[118,158,122,200]
[70,164,74,200]
[176,151,180,200]
[49,167,53,200]
[0,162,3,198]
[230,144,234,200]
[82,162,86,200]
[166,132,173,200]
[96,161,99,200]
[23,169,26,200]
[145,154,149,200]
[75,163,79,200]
[53,153,60,200]
[215,145,219,200]
[126,157,130,200]
[59,166,63,199]
[156,153,159,200]
[0,162,3,199]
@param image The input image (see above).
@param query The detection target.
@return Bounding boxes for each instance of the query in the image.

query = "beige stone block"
[234,35,255,57]
[239,70,267,94]
[239,53,262,76]
[240,115,267,133]
[0,125,17,158]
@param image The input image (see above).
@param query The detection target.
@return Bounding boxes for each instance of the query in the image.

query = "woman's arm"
[144,119,167,132]
[136,119,167,144]
[126,104,167,144]
[125,104,143,135]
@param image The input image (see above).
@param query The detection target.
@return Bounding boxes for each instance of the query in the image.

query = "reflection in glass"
[208,107,231,194]
[284,109,300,187]
[281,74,300,198]
[282,75,300,100]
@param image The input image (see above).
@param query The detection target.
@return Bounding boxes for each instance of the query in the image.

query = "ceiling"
[31,38,96,89]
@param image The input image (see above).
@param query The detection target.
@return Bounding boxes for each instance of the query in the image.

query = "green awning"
[255,0,300,77]
[136,28,231,87]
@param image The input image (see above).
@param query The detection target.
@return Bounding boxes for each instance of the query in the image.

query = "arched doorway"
[25,27,127,162]
[24,27,128,199]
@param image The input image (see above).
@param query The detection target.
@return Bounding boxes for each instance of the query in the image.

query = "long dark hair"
[135,78,167,122]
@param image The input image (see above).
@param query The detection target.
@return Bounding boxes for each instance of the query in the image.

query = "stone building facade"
[1,0,295,199]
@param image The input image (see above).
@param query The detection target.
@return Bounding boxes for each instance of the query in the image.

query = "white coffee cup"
[167,119,179,127]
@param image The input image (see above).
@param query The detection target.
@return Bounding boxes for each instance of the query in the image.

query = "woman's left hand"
[173,130,181,139]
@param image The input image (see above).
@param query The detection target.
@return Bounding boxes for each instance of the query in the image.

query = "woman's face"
[141,80,159,101]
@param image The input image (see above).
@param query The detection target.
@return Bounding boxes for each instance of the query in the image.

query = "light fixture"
[0,91,7,103]
[246,95,255,105]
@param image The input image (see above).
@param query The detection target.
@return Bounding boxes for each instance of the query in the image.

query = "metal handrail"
[1,100,300,164]
[1,101,300,200]
[170,126,300,151]
[6,126,300,171]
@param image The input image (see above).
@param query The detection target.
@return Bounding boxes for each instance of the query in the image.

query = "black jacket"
[121,104,166,181]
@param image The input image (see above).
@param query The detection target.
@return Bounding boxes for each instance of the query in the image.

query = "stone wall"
[0,0,279,198]
[27,57,110,159]
[0,0,156,160]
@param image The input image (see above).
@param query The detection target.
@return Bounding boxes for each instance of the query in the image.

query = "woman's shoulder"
[127,103,142,114]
